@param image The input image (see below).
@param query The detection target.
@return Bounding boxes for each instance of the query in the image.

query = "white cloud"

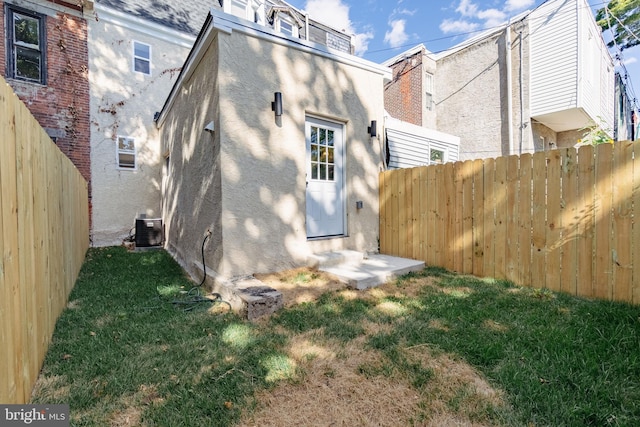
[439,18,479,34]
[456,0,478,17]
[505,0,535,12]
[384,19,409,48]
[624,57,637,66]
[444,0,533,35]
[305,0,373,56]
[305,0,351,32]
[477,8,506,28]
[354,30,375,56]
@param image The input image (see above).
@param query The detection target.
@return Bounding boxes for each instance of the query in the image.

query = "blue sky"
[285,0,639,114]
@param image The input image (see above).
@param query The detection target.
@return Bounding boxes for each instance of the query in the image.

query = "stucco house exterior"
[89,0,356,246]
[1,0,91,196]
[155,9,390,281]
[384,0,616,161]
[88,0,212,246]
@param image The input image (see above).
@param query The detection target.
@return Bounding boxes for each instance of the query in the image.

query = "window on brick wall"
[133,41,151,75]
[117,136,136,169]
[6,6,46,84]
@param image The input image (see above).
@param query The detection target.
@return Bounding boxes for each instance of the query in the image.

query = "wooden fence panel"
[482,158,496,279]
[593,143,614,300]
[443,162,456,271]
[471,159,484,277]
[612,142,633,302]
[517,154,533,288]
[493,156,507,280]
[546,150,562,293]
[0,85,22,403]
[505,155,520,283]
[559,148,578,295]
[461,161,474,274]
[531,151,547,289]
[411,167,421,260]
[0,78,89,404]
[633,142,640,304]
[379,140,640,305]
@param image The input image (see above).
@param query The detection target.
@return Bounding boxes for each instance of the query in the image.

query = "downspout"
[305,13,309,41]
[505,21,514,155]
[519,26,524,153]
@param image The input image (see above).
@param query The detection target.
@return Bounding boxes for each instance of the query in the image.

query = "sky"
[284,0,639,113]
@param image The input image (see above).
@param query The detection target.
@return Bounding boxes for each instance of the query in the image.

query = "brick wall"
[384,51,423,127]
[0,1,91,211]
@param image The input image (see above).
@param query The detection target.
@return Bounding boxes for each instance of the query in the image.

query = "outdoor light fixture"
[367,120,377,137]
[272,92,283,117]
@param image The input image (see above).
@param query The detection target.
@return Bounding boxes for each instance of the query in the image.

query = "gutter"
[506,21,514,155]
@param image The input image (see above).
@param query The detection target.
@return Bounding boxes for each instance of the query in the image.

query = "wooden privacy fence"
[0,77,89,404]
[380,141,640,305]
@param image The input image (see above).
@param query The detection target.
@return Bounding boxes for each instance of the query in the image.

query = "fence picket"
[559,148,578,295]
[531,151,547,289]
[505,155,520,283]
[411,167,421,260]
[461,161,474,274]
[612,142,633,302]
[493,156,507,280]
[546,150,562,292]
[472,159,484,277]
[518,154,533,288]
[594,143,614,300]
[483,158,496,278]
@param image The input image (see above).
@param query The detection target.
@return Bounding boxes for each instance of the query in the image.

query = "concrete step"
[315,252,425,290]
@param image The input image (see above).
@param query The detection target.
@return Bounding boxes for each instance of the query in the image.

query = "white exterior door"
[305,117,345,238]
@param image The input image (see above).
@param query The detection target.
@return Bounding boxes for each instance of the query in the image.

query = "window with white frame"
[425,72,434,111]
[117,136,136,169]
[6,6,46,84]
[133,41,151,75]
[277,16,298,37]
[230,0,249,19]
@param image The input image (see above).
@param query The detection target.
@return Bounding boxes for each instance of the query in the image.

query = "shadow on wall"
[161,27,384,279]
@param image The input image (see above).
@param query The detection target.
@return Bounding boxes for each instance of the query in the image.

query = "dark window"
[6,6,46,84]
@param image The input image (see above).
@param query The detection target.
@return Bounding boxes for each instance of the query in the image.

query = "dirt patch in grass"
[255,267,346,307]
[238,334,426,426]
[242,270,506,426]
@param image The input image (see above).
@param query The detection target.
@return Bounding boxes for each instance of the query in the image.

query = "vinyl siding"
[386,118,459,169]
[529,0,579,116]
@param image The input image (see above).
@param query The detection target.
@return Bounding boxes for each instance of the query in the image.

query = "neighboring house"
[89,0,355,246]
[1,0,91,194]
[155,9,390,281]
[88,0,211,246]
[384,0,615,161]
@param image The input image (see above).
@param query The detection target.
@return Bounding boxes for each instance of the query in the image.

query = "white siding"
[385,116,459,169]
[529,0,579,117]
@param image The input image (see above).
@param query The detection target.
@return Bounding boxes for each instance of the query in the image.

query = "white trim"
[95,3,196,49]
[156,9,391,127]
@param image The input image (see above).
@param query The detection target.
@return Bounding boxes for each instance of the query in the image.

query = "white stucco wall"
[160,14,389,280]
[88,5,194,246]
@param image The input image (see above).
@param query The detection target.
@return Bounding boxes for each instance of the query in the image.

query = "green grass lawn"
[31,247,640,426]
